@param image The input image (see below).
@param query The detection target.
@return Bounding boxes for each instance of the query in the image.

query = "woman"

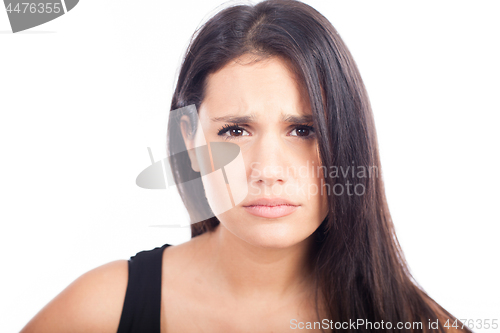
[20,0,472,332]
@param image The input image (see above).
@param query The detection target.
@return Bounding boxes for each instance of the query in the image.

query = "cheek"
[200,142,249,215]
[201,171,233,215]
[302,152,329,218]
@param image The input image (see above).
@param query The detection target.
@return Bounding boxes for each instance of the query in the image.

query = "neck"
[204,223,317,301]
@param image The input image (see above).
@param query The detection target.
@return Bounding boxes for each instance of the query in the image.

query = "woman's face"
[182,54,329,249]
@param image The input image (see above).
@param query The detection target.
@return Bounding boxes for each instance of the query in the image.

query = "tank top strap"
[116,243,171,333]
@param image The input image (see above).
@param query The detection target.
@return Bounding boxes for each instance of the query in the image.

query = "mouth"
[243,204,299,219]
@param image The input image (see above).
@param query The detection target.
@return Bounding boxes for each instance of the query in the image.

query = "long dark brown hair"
[166,1,470,332]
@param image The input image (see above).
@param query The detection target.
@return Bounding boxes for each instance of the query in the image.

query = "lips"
[243,197,299,207]
[242,197,300,218]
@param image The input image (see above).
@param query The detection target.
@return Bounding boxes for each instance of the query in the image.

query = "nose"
[248,134,291,187]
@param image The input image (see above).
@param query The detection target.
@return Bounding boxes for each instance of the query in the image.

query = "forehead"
[201,55,311,117]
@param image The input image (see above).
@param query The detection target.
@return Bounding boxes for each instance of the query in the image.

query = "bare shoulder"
[161,233,215,298]
[20,260,128,333]
[160,233,221,333]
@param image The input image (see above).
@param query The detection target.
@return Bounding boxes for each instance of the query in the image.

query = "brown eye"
[290,125,315,139]
[296,128,309,136]
[217,124,250,139]
[230,128,244,136]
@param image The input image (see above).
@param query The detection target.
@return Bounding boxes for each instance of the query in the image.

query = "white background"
[1,1,499,332]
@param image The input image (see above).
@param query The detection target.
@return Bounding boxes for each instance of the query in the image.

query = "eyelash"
[216,123,316,141]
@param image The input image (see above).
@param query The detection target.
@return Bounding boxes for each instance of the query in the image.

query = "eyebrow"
[210,112,313,124]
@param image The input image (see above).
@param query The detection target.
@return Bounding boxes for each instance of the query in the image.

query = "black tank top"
[116,243,171,333]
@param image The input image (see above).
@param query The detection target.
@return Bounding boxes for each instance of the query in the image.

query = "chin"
[221,214,317,250]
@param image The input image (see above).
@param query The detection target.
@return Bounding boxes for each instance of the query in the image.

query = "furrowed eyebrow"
[210,112,313,124]
[210,114,257,124]
[282,114,314,124]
